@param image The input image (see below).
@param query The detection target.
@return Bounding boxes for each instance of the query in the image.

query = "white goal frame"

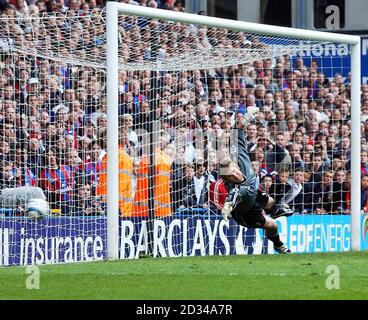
[105,1,362,259]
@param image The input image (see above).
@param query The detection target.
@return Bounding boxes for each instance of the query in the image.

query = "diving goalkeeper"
[218,122,295,254]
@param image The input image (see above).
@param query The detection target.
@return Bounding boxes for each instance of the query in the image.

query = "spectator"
[83,140,104,192]
[27,134,44,176]
[361,175,368,213]
[40,147,73,214]
[3,103,17,125]
[332,170,350,214]
[323,93,336,111]
[288,142,304,171]
[38,109,51,134]
[254,84,265,108]
[0,159,17,189]
[96,113,108,128]
[181,159,214,209]
[245,123,257,149]
[275,108,287,131]
[313,170,334,214]
[287,168,304,211]
[251,160,262,175]
[71,177,105,216]
[309,152,329,184]
[361,149,368,175]
[174,125,196,164]
[331,155,345,172]
[269,167,290,205]
[337,136,351,161]
[260,173,273,193]
[294,168,313,214]
[83,119,98,141]
[121,113,139,147]
[326,136,338,159]
[179,164,196,209]
[13,146,37,187]
[265,132,291,172]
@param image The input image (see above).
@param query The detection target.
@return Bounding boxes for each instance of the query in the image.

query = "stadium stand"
[0,0,366,217]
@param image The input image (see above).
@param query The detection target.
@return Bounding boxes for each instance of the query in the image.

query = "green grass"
[0,251,367,300]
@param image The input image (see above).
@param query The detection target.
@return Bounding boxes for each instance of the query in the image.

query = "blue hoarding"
[1,215,367,266]
[288,36,368,83]
[0,217,107,266]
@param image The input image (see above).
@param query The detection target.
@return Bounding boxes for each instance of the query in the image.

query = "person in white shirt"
[121,113,139,149]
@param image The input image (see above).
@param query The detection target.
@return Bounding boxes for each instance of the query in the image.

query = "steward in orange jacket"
[96,148,134,216]
[133,147,172,217]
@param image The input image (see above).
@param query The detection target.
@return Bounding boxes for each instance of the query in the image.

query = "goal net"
[0,3,361,266]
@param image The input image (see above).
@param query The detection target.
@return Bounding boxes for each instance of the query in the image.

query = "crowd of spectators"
[0,0,367,217]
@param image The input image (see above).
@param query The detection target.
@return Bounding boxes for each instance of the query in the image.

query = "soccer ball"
[25,198,50,219]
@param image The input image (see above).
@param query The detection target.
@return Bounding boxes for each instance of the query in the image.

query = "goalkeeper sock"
[267,233,284,248]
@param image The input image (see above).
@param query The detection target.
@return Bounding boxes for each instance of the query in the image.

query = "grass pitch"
[0,251,367,300]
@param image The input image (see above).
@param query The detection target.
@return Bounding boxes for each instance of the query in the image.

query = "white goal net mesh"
[0,6,356,265]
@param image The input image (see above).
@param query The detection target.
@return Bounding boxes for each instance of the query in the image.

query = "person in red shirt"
[40,147,73,214]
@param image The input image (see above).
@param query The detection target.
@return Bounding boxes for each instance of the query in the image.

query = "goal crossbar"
[111,2,360,44]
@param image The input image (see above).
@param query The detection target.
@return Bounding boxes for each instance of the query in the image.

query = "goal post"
[106,2,120,260]
[350,42,362,251]
[105,1,361,259]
